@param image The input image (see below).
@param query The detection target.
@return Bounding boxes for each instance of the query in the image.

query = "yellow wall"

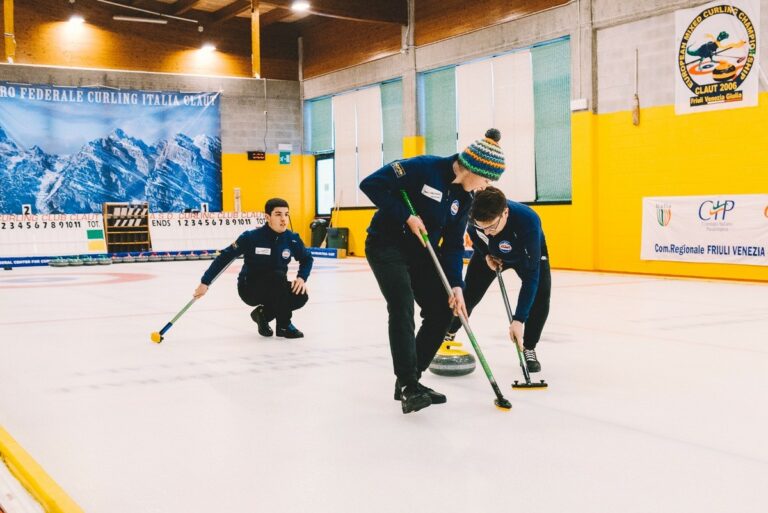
[531,111,597,271]
[222,153,315,244]
[592,94,768,281]
[536,94,768,282]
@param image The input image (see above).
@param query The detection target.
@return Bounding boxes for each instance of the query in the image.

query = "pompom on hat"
[458,128,505,181]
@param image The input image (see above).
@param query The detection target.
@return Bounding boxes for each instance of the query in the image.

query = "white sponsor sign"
[0,212,267,259]
[641,194,768,266]
[0,213,104,257]
[675,1,759,114]
[149,212,266,252]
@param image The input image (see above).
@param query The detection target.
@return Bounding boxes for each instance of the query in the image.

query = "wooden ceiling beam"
[259,7,293,27]
[169,0,203,15]
[262,0,406,25]
[210,0,252,25]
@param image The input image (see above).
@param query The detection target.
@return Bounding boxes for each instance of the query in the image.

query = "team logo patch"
[281,248,291,259]
[450,200,459,215]
[499,241,512,253]
[392,162,406,178]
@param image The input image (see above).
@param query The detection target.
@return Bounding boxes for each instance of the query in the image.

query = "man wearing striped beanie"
[458,128,505,181]
[360,129,505,414]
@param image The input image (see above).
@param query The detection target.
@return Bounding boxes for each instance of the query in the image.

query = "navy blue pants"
[238,271,308,328]
[366,238,454,387]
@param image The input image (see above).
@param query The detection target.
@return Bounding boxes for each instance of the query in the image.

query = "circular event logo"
[450,200,459,215]
[281,248,291,259]
[498,241,512,253]
[678,4,756,106]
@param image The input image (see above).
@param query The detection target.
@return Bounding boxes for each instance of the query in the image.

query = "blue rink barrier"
[0,250,228,268]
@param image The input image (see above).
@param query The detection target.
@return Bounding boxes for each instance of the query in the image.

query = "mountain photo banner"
[0,82,221,214]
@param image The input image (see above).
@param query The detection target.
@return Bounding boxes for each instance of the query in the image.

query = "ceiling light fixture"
[69,15,85,24]
[201,43,216,52]
[96,0,199,24]
[113,15,168,24]
[291,1,310,12]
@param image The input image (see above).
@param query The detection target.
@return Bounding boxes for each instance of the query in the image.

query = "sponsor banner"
[308,247,347,259]
[641,194,768,266]
[675,1,760,114]
[0,81,221,214]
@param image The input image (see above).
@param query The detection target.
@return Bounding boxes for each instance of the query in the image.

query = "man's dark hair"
[265,198,289,215]
[470,186,507,223]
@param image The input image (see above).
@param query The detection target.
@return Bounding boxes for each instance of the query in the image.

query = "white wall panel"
[493,50,536,202]
[456,60,494,153]
[354,86,383,207]
[332,93,358,208]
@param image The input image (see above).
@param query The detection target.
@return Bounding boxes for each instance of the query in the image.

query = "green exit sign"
[278,144,292,165]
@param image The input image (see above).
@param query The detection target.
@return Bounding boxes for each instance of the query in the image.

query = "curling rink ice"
[1,257,767,513]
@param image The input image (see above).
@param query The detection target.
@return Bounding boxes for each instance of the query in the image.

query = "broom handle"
[496,269,532,383]
[400,190,508,402]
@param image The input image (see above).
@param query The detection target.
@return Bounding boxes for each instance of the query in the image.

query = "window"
[418,37,572,203]
[315,153,334,215]
[304,80,404,209]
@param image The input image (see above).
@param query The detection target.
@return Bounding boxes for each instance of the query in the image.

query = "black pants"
[237,271,308,328]
[366,238,454,387]
[448,255,551,350]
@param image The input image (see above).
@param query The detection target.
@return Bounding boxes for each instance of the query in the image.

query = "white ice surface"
[0,258,766,513]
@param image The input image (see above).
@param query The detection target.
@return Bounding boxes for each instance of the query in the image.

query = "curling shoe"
[524,348,541,373]
[396,383,432,414]
[276,323,304,339]
[394,379,446,405]
[250,305,273,337]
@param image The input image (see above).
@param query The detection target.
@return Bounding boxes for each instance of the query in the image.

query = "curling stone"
[187,252,200,261]
[713,61,737,82]
[68,257,83,266]
[111,254,123,263]
[97,256,112,265]
[174,252,187,261]
[49,258,69,267]
[428,341,476,377]
[135,253,149,263]
[148,252,162,262]
[83,256,98,265]
[122,254,136,263]
[161,253,174,262]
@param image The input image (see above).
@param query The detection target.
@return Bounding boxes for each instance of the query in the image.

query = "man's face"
[473,207,508,237]
[267,207,289,233]
[463,172,492,193]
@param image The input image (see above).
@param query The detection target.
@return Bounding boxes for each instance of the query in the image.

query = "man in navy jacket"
[193,198,313,339]
[360,129,506,414]
[446,186,551,371]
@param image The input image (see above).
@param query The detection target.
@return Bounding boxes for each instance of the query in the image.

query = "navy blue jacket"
[201,225,313,286]
[468,200,548,322]
[360,155,471,288]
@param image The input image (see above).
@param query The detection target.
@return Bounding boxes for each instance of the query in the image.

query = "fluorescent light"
[113,15,168,24]
[69,15,85,24]
[291,1,310,12]
[201,43,216,52]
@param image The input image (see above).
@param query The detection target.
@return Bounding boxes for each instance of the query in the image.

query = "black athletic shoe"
[524,348,541,373]
[250,305,273,337]
[276,323,304,339]
[398,383,432,414]
[444,331,457,342]
[394,380,446,405]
